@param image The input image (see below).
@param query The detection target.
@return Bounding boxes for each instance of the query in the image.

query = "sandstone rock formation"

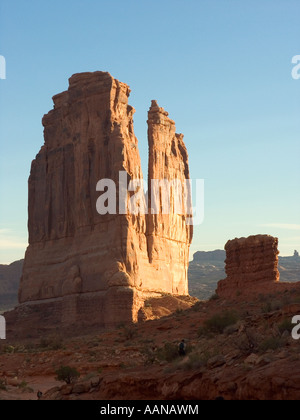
[17,72,192,330]
[217,235,299,298]
[146,100,192,295]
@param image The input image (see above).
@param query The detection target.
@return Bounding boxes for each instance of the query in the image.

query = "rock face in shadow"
[17,72,192,331]
[217,235,300,299]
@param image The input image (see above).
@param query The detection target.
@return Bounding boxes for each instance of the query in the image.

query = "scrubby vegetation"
[259,337,284,352]
[278,318,294,335]
[198,310,239,336]
[55,366,80,384]
[39,335,64,351]
[157,342,179,362]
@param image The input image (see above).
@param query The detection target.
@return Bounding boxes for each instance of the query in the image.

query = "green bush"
[197,326,211,338]
[261,300,283,314]
[0,379,7,391]
[259,337,283,352]
[209,294,219,301]
[122,326,138,341]
[200,310,239,335]
[175,308,184,316]
[293,295,300,304]
[0,345,15,354]
[157,343,179,362]
[55,366,80,384]
[181,352,208,370]
[141,346,157,365]
[261,302,272,313]
[278,319,294,335]
[18,380,28,389]
[191,302,203,312]
[39,335,63,350]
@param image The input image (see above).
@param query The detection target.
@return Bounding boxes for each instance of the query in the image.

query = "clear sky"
[0,0,299,264]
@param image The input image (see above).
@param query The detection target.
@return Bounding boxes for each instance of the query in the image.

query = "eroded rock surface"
[17,72,192,330]
[217,235,299,298]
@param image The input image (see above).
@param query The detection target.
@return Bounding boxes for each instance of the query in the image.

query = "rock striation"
[217,234,299,298]
[17,72,192,330]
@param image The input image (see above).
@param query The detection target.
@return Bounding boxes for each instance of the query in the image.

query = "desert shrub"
[140,338,154,345]
[144,301,152,308]
[157,342,179,362]
[233,329,260,354]
[224,324,239,335]
[87,338,102,348]
[278,319,294,335]
[39,335,63,350]
[175,308,184,316]
[191,302,203,312]
[122,326,138,341]
[233,334,252,353]
[241,363,253,372]
[0,344,34,354]
[261,302,272,313]
[281,295,292,306]
[18,380,28,389]
[0,379,6,391]
[24,342,36,352]
[0,345,15,354]
[55,366,80,384]
[181,352,208,370]
[197,326,212,338]
[15,380,34,393]
[209,294,219,301]
[293,295,300,304]
[201,311,239,335]
[141,346,157,365]
[259,337,283,352]
[160,292,172,297]
[82,372,99,381]
[271,301,284,311]
[261,300,283,314]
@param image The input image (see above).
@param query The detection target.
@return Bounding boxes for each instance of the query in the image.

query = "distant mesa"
[11,71,192,332]
[192,250,226,263]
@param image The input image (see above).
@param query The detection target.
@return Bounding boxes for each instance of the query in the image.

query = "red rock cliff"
[18,72,192,329]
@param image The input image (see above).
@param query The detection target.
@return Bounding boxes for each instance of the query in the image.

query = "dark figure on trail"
[178,339,186,356]
[37,390,43,400]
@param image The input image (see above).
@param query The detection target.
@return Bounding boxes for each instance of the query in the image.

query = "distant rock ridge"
[192,250,226,263]
[0,260,23,311]
[217,235,300,299]
[14,71,192,331]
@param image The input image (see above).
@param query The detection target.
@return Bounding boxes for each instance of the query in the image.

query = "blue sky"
[0,0,299,263]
